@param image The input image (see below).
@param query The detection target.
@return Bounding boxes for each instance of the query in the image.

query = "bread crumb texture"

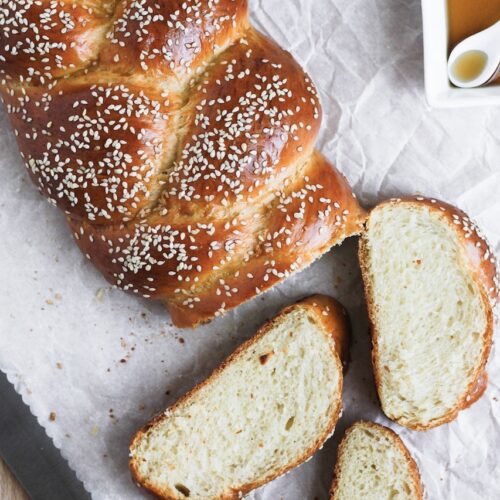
[364,201,492,427]
[331,422,422,500]
[130,305,342,499]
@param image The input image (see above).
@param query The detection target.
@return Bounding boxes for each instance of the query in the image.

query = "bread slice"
[330,421,423,500]
[359,197,498,430]
[129,295,349,499]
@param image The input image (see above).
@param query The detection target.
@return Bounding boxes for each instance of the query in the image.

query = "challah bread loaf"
[330,421,423,500]
[359,197,499,430]
[0,0,365,327]
[129,295,349,499]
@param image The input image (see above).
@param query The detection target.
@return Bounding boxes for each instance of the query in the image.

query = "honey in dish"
[452,50,488,82]
[447,0,500,85]
[448,0,500,50]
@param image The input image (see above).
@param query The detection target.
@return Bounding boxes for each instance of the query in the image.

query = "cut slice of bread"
[359,197,499,430]
[330,421,423,500]
[129,295,349,499]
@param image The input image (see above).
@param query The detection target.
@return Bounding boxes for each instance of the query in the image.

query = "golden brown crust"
[2,78,175,223]
[129,294,350,499]
[68,150,365,327]
[0,0,365,328]
[463,371,488,409]
[359,196,499,430]
[298,295,350,371]
[330,421,424,500]
[0,0,113,85]
[407,197,498,304]
[0,0,249,86]
[160,29,323,212]
[99,0,249,79]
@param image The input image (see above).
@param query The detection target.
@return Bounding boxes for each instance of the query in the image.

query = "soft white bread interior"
[330,421,423,500]
[129,295,349,499]
[359,197,498,430]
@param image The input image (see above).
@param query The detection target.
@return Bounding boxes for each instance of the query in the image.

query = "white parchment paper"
[1,0,500,498]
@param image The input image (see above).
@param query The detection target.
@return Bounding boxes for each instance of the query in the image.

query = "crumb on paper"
[56,362,63,369]
[49,412,56,421]
[95,287,106,302]
[46,291,63,305]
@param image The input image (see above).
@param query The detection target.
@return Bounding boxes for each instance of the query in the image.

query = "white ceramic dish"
[421,0,500,108]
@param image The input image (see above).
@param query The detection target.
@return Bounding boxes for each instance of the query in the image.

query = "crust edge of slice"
[330,421,424,500]
[129,294,350,500]
[359,196,498,430]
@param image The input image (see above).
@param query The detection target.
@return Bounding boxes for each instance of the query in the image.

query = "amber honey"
[448,0,500,50]
[451,50,488,82]
[447,0,500,85]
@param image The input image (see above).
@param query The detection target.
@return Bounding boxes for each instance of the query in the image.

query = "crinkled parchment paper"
[1,0,500,498]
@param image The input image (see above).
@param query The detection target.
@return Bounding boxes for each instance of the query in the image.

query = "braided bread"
[0,0,365,327]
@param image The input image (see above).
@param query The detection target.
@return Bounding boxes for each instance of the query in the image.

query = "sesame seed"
[1,0,360,321]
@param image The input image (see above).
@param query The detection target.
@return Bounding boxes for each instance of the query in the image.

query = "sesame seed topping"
[1,0,361,323]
